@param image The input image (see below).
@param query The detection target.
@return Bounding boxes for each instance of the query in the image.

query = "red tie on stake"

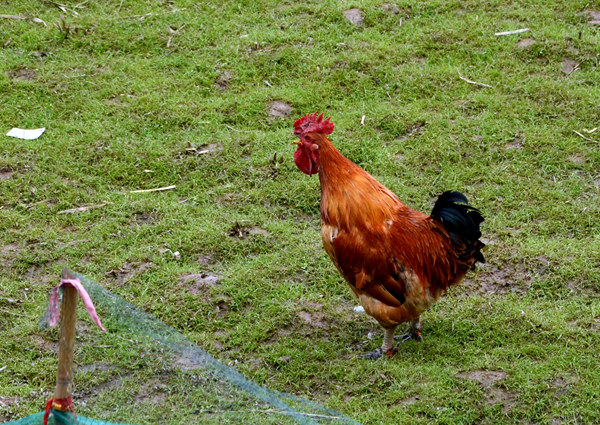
[42,268,106,425]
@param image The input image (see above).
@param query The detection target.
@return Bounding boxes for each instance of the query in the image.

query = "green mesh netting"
[6,272,360,425]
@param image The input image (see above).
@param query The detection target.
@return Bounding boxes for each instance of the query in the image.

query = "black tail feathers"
[431,191,485,264]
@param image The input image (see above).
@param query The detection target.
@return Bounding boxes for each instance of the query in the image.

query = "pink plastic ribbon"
[45,277,106,332]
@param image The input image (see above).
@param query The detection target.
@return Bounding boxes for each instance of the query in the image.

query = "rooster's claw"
[396,329,423,346]
[362,347,398,360]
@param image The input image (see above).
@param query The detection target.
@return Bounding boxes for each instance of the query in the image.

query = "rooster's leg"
[397,318,423,345]
[363,327,397,360]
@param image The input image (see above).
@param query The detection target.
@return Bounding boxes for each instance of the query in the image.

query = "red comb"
[293,112,335,136]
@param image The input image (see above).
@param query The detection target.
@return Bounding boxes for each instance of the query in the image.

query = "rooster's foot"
[396,329,422,345]
[362,347,397,360]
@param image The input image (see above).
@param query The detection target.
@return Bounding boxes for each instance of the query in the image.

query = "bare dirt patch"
[105,261,152,285]
[561,59,578,75]
[568,153,585,164]
[550,375,577,397]
[198,253,215,266]
[0,170,14,180]
[32,334,59,354]
[1,244,20,257]
[8,68,36,81]
[382,3,400,14]
[586,10,600,25]
[267,101,292,118]
[215,70,233,89]
[184,142,223,157]
[133,211,159,224]
[459,260,531,296]
[517,38,535,49]
[343,8,364,26]
[397,121,426,141]
[505,133,525,150]
[516,38,535,48]
[298,310,327,328]
[457,370,516,411]
[228,222,269,239]
[134,379,168,404]
[178,272,220,295]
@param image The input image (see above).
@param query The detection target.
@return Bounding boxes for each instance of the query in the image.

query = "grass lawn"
[1,0,599,424]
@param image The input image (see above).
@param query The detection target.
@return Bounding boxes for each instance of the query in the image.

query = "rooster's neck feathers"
[315,135,403,229]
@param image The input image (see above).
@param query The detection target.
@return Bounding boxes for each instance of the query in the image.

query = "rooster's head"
[292,112,334,176]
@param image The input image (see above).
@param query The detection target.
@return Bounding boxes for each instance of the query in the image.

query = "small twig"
[494,28,529,36]
[573,130,598,143]
[0,366,7,372]
[459,74,492,88]
[3,37,13,47]
[0,14,47,26]
[585,127,598,133]
[566,61,583,76]
[360,115,366,125]
[264,80,273,87]
[168,24,186,34]
[129,185,176,193]
[224,124,253,133]
[57,203,109,215]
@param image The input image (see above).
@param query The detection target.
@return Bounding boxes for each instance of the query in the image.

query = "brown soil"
[178,272,220,295]
[457,370,516,411]
[343,8,364,26]
[8,68,36,81]
[105,261,152,285]
[516,38,535,48]
[267,101,292,118]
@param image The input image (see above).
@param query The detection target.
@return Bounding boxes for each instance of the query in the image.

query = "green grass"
[1,0,599,424]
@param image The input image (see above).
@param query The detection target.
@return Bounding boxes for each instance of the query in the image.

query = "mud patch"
[79,363,116,373]
[460,260,531,296]
[457,370,516,411]
[32,334,59,353]
[173,353,210,371]
[1,244,20,257]
[550,375,577,397]
[198,253,216,266]
[134,379,168,404]
[397,121,426,141]
[343,8,364,26]
[184,142,223,156]
[561,59,579,75]
[8,68,36,81]
[133,211,159,224]
[267,101,292,118]
[178,272,220,295]
[298,311,327,328]
[586,10,600,25]
[228,222,269,239]
[0,170,14,180]
[459,370,507,387]
[568,153,584,164]
[105,261,152,285]
[516,38,535,48]
[505,133,525,150]
[382,3,400,14]
[215,70,233,89]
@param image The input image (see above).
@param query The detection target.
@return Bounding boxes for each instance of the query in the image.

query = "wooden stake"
[54,269,78,400]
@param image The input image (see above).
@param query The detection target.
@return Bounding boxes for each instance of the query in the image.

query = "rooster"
[292,112,485,359]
